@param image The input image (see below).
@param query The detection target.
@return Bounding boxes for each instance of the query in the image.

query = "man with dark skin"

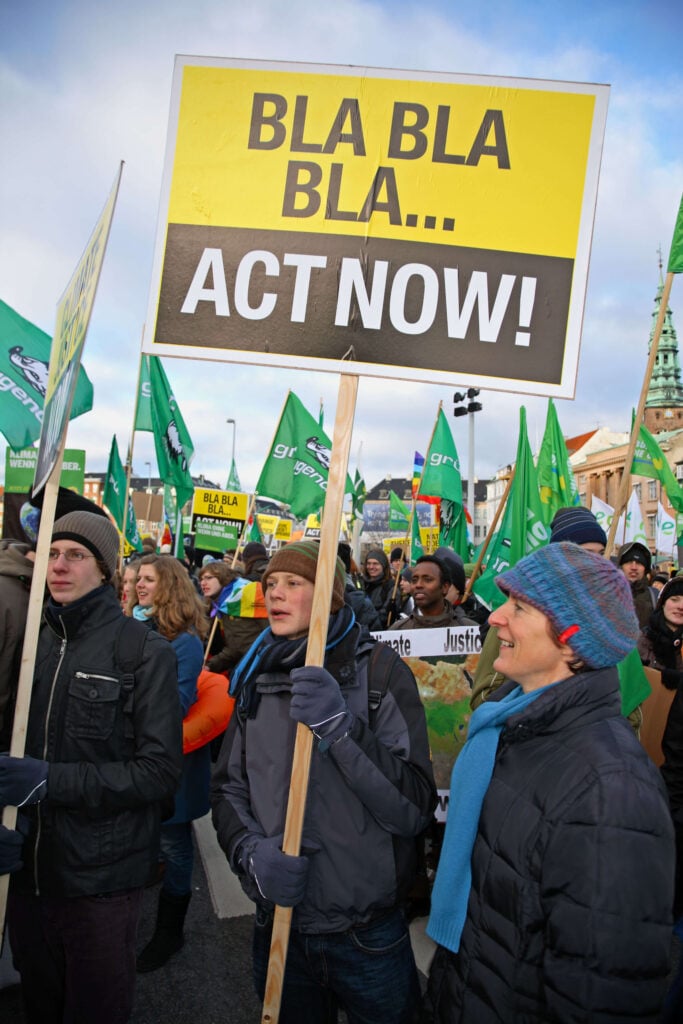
[390,557,477,630]
[413,560,450,617]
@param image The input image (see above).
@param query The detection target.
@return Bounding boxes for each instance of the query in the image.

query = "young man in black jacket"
[0,511,183,1024]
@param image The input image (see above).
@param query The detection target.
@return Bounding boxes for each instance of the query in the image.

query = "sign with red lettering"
[143,58,608,398]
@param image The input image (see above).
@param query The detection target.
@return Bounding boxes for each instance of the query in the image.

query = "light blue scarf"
[427,682,556,953]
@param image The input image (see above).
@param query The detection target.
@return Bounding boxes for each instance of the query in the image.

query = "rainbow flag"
[413,450,440,506]
[217,578,268,619]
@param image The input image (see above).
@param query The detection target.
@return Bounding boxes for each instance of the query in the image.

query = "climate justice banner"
[143,57,608,398]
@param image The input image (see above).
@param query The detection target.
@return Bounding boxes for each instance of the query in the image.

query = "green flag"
[418,408,463,505]
[632,422,683,512]
[411,511,424,561]
[103,436,141,552]
[440,498,472,561]
[227,459,241,492]
[351,468,366,523]
[0,299,93,449]
[148,356,195,509]
[125,496,143,553]
[473,407,549,609]
[536,398,580,525]
[248,515,262,543]
[668,193,683,274]
[134,355,153,432]
[389,490,410,531]
[103,436,127,527]
[255,391,353,518]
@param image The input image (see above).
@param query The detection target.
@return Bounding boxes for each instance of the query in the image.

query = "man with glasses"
[0,510,183,1024]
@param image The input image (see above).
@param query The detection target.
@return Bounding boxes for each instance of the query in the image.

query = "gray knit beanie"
[52,511,119,580]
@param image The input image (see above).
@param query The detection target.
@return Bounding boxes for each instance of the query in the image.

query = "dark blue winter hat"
[549,506,607,547]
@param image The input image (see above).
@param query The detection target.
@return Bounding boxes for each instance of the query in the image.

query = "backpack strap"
[365,641,397,728]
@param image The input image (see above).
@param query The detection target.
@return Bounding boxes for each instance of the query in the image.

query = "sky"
[1,0,682,501]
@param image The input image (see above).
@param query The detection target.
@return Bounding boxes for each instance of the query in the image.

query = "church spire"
[644,254,683,433]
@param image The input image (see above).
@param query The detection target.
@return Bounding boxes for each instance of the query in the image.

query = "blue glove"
[290,666,353,744]
[246,834,310,907]
[0,755,49,807]
[0,824,24,874]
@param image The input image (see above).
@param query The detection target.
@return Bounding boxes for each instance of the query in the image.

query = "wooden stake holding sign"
[260,372,359,1024]
[605,271,675,559]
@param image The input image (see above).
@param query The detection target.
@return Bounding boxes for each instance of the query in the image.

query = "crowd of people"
[0,500,682,1022]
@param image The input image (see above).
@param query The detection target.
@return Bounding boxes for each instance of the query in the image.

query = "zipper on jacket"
[74,671,117,683]
[33,634,67,896]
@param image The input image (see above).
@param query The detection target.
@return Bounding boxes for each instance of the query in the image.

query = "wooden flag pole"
[462,466,516,600]
[387,499,413,625]
[232,491,258,568]
[203,615,221,667]
[605,271,675,558]
[119,344,147,573]
[0,453,63,933]
[260,372,359,1024]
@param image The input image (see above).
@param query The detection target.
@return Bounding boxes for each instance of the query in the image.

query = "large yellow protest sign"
[144,58,608,398]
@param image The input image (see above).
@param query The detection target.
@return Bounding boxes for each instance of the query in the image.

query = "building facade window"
[648,480,658,501]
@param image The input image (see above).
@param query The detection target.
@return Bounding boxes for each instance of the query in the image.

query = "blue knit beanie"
[495,542,639,669]
[549,506,607,547]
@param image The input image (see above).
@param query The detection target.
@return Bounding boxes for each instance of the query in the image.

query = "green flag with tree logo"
[0,299,93,449]
[256,391,352,518]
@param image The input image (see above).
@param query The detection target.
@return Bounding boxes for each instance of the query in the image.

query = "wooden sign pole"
[260,372,359,1024]
[605,271,675,558]
[0,456,62,932]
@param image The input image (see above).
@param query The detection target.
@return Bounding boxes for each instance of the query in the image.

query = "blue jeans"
[253,906,421,1024]
[160,821,194,896]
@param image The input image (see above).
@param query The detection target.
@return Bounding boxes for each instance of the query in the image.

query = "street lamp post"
[144,462,152,529]
[453,389,483,516]
[226,418,236,488]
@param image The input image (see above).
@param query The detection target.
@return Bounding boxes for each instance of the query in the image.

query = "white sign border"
[142,56,609,400]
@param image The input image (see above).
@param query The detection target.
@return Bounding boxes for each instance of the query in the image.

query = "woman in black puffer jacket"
[639,576,683,902]
[638,575,683,1023]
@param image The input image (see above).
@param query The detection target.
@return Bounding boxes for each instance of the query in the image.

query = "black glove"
[0,823,24,874]
[0,755,49,807]
[290,666,353,744]
[244,833,310,907]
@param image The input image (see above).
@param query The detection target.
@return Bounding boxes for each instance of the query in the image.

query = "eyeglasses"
[48,549,96,563]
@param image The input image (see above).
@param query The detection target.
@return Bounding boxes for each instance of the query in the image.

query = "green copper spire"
[645,261,683,410]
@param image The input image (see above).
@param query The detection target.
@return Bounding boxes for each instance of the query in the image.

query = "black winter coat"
[14,586,183,898]
[425,668,675,1023]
